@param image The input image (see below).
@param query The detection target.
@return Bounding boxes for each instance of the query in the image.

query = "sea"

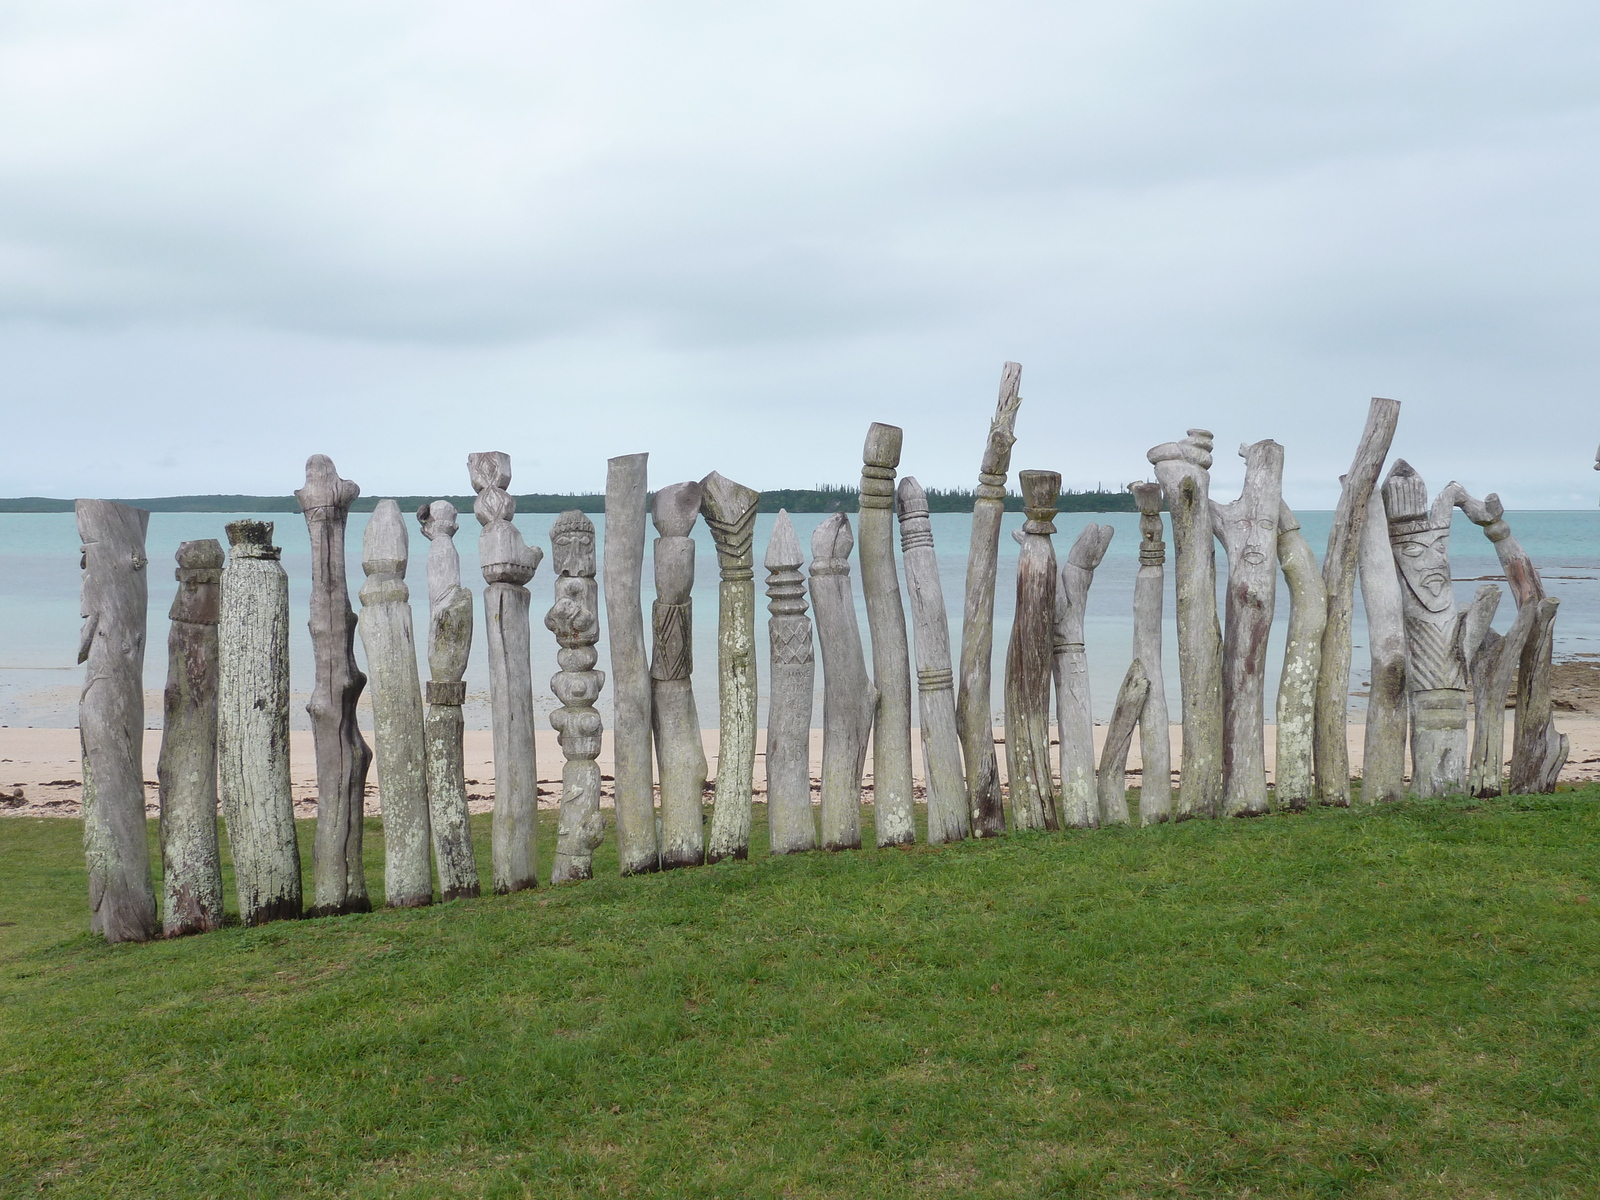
[2,509,1596,731]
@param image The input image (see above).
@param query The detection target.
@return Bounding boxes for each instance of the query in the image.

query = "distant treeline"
[0,486,1140,515]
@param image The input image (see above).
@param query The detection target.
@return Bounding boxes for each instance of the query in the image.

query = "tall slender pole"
[764,511,818,854]
[811,513,875,851]
[548,511,606,883]
[1129,482,1172,824]
[1273,502,1325,811]
[652,481,709,868]
[1005,470,1061,832]
[1357,489,1407,803]
[605,452,659,875]
[1055,524,1114,829]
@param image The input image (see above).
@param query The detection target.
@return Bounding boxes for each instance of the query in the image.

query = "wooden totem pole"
[764,510,818,854]
[548,511,606,883]
[77,499,158,943]
[1005,469,1061,832]
[1128,481,1172,824]
[651,481,709,869]
[157,538,225,936]
[605,452,659,876]
[811,513,875,851]
[1274,501,1325,811]
[1357,489,1408,803]
[1055,523,1114,829]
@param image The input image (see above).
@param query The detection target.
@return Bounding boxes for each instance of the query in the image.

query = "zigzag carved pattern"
[1404,614,1465,691]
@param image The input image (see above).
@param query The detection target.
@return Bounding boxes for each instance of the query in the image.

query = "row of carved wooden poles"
[74,379,1567,944]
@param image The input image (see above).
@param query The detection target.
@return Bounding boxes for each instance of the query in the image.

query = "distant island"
[0,485,1140,515]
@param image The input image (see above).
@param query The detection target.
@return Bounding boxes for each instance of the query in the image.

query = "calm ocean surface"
[2,509,1596,730]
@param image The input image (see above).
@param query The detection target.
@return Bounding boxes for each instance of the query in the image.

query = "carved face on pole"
[1231,512,1277,570]
[551,512,596,578]
[1393,526,1453,613]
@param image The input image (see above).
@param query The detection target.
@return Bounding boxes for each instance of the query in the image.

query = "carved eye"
[1401,543,1424,557]
[1259,519,1276,530]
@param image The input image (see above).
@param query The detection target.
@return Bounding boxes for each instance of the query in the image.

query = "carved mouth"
[1242,550,1268,566]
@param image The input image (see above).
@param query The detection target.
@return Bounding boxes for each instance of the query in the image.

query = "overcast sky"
[2,1,1596,506]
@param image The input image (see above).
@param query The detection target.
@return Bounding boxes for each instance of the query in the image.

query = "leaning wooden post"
[418,501,479,901]
[1128,481,1172,824]
[548,511,606,883]
[1461,585,1535,797]
[811,514,875,851]
[1097,661,1150,826]
[76,499,157,943]
[470,451,543,894]
[157,538,225,936]
[958,363,1021,838]
[1147,431,1223,819]
[858,423,916,847]
[1314,397,1401,805]
[897,477,969,845]
[1357,489,1408,803]
[1274,502,1325,811]
[605,452,659,875]
[1212,439,1283,818]
[1381,461,1469,797]
[1055,523,1114,829]
[651,481,709,869]
[764,511,818,854]
[699,472,761,863]
[295,455,371,916]
[1005,470,1062,832]
[218,520,301,926]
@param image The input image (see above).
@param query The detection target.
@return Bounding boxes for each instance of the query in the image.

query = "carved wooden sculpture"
[418,501,479,901]
[700,472,761,863]
[1055,523,1114,828]
[358,500,433,909]
[652,481,709,869]
[1128,482,1172,824]
[1212,439,1283,818]
[1005,470,1061,832]
[1381,461,1468,797]
[470,451,543,894]
[1461,585,1536,796]
[1147,431,1223,819]
[897,478,968,845]
[77,499,157,943]
[1097,661,1150,826]
[219,520,301,925]
[1357,490,1407,803]
[765,511,818,854]
[1274,502,1325,811]
[157,538,225,936]
[548,511,606,883]
[958,363,1021,838]
[1315,397,1401,805]
[811,513,875,851]
[605,452,659,876]
[859,423,915,847]
[296,455,371,916]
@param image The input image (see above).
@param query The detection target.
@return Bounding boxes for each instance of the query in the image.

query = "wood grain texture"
[1357,490,1407,804]
[1097,660,1149,827]
[1129,482,1172,825]
[811,513,874,852]
[605,453,659,875]
[764,510,818,854]
[1055,524,1114,829]
[652,481,709,869]
[1273,502,1325,812]
[1005,470,1061,832]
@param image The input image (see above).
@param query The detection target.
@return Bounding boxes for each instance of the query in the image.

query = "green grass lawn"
[3,790,1599,1198]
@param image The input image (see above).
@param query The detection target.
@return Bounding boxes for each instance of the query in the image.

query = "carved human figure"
[470,451,543,893]
[811,513,876,851]
[652,481,709,868]
[764,510,818,854]
[418,501,479,901]
[77,499,158,943]
[1055,523,1114,829]
[547,511,606,883]
[605,452,659,875]
[1004,470,1061,832]
[1274,502,1325,811]
[1128,482,1172,824]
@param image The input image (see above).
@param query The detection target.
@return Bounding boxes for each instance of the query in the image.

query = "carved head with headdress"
[1382,460,1454,614]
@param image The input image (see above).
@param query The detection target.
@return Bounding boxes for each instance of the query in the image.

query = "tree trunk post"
[295,455,372,917]
[470,452,543,894]
[418,501,479,901]
[811,514,875,851]
[652,481,709,869]
[957,363,1021,838]
[897,477,969,845]
[1461,585,1532,797]
[605,453,659,875]
[1147,430,1223,819]
[764,511,818,854]
[1274,502,1325,812]
[76,499,158,943]
[1128,482,1172,825]
[218,520,301,926]
[700,472,761,863]
[1055,523,1114,828]
[157,538,225,936]
[1097,661,1150,827]
[1005,469,1061,832]
[1357,489,1408,803]
[548,511,606,883]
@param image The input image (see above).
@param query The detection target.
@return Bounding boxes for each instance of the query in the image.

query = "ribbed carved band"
[918,666,954,692]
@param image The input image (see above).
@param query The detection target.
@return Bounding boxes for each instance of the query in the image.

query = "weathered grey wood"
[1274,502,1325,811]
[811,513,875,851]
[1097,660,1150,827]
[548,511,606,883]
[157,538,224,936]
[218,520,301,925]
[859,423,915,848]
[1357,488,1407,803]
[1461,585,1529,797]
[958,363,1021,838]
[295,455,372,916]
[418,501,479,901]
[1005,470,1061,832]
[1381,461,1468,797]
[1315,397,1401,805]
[764,510,818,854]
[1147,430,1223,819]
[470,451,543,894]
[651,481,708,869]
[1512,599,1565,793]
[896,477,968,845]
[76,499,157,943]
[1212,439,1283,818]
[358,499,433,909]
[1128,482,1172,825]
[700,472,761,863]
[605,452,659,876]
[1054,523,1114,829]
